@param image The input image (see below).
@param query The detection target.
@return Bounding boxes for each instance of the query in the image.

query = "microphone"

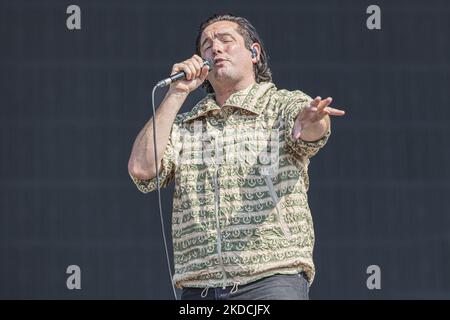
[156,59,214,88]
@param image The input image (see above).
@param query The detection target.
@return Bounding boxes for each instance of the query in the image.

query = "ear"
[250,43,261,63]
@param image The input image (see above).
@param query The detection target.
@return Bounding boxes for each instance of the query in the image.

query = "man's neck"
[213,79,256,107]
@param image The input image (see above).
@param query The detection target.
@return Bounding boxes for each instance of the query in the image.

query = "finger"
[196,55,211,71]
[171,62,191,80]
[190,58,202,78]
[183,61,197,80]
[324,106,345,112]
[310,96,321,107]
[317,97,332,111]
[190,60,202,79]
[199,65,209,81]
[324,107,346,116]
[193,54,205,66]
[172,63,183,75]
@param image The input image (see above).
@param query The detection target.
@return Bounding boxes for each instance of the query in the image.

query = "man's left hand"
[293,96,346,140]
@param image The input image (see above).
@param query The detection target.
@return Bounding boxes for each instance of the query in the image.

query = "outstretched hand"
[293,96,346,140]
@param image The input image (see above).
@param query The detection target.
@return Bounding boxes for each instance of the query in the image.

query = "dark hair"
[195,14,272,93]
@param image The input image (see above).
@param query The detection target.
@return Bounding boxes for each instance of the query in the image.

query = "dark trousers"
[181,272,309,300]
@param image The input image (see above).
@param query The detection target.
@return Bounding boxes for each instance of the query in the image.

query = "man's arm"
[128,54,210,180]
[127,91,187,180]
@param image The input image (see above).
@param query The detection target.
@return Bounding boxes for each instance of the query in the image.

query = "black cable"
[151,84,178,300]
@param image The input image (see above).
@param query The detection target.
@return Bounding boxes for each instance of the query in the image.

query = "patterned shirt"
[130,82,331,289]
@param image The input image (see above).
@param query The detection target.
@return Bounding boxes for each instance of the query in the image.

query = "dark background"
[1,0,449,299]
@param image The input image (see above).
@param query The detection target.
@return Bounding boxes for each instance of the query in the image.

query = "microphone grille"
[204,59,214,70]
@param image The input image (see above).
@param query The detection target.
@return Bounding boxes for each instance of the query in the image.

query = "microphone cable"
[151,84,178,300]
[149,59,212,300]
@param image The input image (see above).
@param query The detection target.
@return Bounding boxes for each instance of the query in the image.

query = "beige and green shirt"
[130,82,331,289]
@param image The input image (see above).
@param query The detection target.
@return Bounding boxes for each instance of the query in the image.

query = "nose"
[211,39,223,55]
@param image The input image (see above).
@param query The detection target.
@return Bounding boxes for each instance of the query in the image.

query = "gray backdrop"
[1,0,449,299]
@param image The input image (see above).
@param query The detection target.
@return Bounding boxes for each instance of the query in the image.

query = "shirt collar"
[183,82,275,123]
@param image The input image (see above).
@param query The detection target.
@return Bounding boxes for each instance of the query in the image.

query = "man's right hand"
[167,54,210,96]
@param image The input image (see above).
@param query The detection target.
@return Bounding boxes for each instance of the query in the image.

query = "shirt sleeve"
[283,90,331,159]
[129,121,179,194]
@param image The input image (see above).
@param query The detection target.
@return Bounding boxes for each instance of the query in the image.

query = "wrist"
[166,88,189,100]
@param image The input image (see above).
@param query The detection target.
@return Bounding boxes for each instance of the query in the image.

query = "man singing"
[128,14,345,300]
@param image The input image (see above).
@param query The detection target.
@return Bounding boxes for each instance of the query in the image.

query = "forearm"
[128,91,187,179]
[299,115,330,142]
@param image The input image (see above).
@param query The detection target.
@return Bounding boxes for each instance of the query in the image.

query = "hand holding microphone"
[159,55,213,96]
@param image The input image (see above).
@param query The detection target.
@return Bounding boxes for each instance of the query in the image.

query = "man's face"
[199,21,256,88]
